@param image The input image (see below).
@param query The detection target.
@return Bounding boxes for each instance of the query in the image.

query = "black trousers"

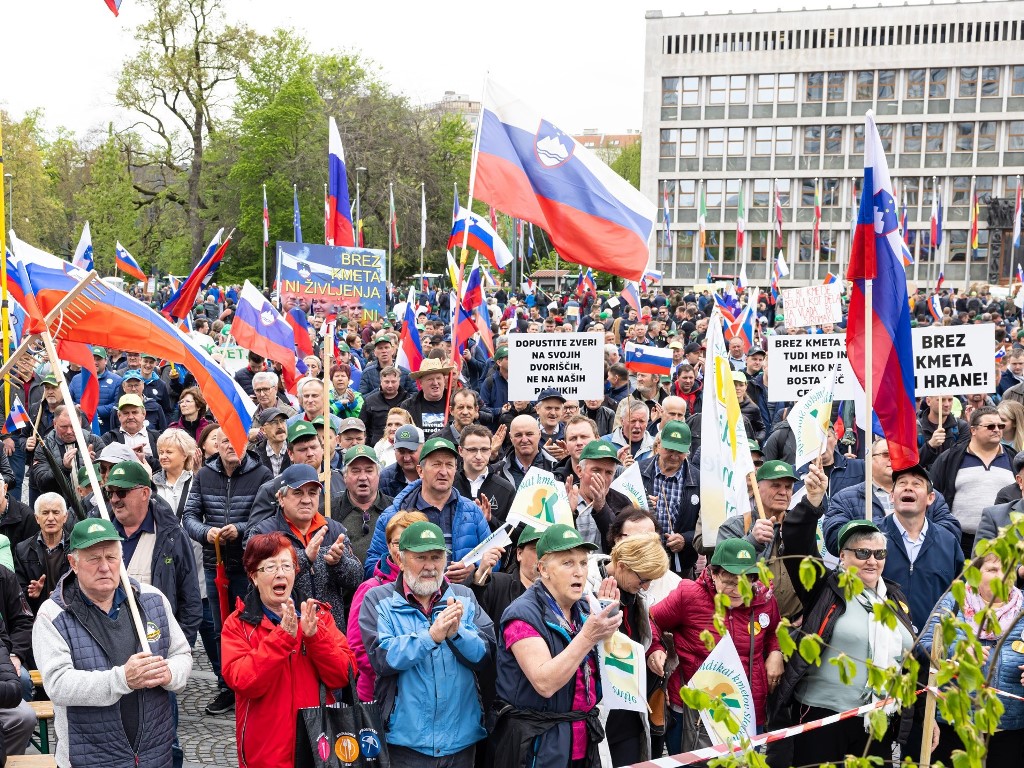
[791,704,893,766]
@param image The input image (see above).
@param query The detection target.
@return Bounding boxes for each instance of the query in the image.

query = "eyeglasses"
[461,447,491,455]
[752,459,764,468]
[107,487,141,499]
[843,547,888,561]
[714,572,758,587]
[872,451,891,458]
[256,561,295,575]
[976,423,1006,431]
[253,386,275,394]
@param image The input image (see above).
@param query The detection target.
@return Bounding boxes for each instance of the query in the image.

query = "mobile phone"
[599,598,620,617]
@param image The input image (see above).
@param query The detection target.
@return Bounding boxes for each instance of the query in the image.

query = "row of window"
[661,19,1024,56]
[661,66,1024,108]
[659,121,1024,158]
[657,176,1021,216]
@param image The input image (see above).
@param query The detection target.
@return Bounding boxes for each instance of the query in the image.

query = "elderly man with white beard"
[359,521,495,767]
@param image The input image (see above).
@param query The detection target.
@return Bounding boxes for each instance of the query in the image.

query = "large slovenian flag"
[473,80,655,282]
[231,281,300,392]
[286,307,314,361]
[620,281,641,316]
[397,287,423,373]
[448,205,514,272]
[161,229,229,321]
[72,222,94,272]
[845,112,919,471]
[624,342,672,376]
[114,242,147,282]
[8,233,254,457]
[327,117,355,248]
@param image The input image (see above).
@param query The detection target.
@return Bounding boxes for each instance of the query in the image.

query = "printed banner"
[598,630,648,713]
[276,241,386,320]
[687,633,756,747]
[610,461,649,510]
[505,468,574,531]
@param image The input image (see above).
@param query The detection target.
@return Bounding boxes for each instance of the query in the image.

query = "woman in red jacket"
[649,538,783,755]
[222,532,355,768]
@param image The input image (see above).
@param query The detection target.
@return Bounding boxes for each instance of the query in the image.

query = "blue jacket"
[363,480,491,579]
[480,371,509,416]
[69,369,123,434]
[358,578,494,756]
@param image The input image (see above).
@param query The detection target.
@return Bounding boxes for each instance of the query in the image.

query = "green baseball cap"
[419,436,458,462]
[92,346,108,359]
[837,519,881,552]
[535,524,598,559]
[494,346,509,360]
[104,461,151,490]
[748,439,763,454]
[755,459,798,482]
[343,444,379,468]
[518,526,542,547]
[710,538,759,575]
[76,463,102,487]
[579,440,621,464]
[337,341,351,353]
[41,374,59,388]
[399,521,447,552]
[287,421,318,444]
[69,518,122,551]
[660,421,692,453]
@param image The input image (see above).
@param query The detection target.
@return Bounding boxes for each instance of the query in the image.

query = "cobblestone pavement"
[180,639,238,768]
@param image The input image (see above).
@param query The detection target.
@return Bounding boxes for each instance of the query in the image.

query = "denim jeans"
[204,567,251,689]
[170,691,182,768]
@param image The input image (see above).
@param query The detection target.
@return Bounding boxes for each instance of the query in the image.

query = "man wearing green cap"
[358,520,495,766]
[360,366,407,445]
[566,439,634,552]
[336,445,393,564]
[29,405,105,503]
[32,518,193,768]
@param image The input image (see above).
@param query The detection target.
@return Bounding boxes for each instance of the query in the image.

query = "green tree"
[610,139,641,189]
[1,110,66,253]
[75,127,140,275]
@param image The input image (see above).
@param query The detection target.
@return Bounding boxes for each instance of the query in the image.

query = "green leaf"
[798,557,819,592]
[699,629,716,652]
[798,634,822,667]
[776,622,797,659]
[867,708,889,740]
[964,565,982,589]
[950,580,966,606]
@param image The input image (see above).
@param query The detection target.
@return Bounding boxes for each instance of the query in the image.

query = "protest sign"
[505,468,574,531]
[597,630,647,713]
[912,324,996,396]
[766,334,859,401]
[687,633,757,747]
[781,285,842,329]
[459,523,514,566]
[276,241,386,320]
[609,461,649,510]
[210,345,249,373]
[507,332,604,401]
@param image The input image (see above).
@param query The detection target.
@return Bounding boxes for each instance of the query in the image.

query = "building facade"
[570,129,641,163]
[641,2,1024,289]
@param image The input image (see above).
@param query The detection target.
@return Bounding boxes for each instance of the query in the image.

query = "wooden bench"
[28,671,42,690]
[6,756,57,767]
[28,701,53,755]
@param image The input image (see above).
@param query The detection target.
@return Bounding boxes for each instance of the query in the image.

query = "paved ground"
[179,639,239,768]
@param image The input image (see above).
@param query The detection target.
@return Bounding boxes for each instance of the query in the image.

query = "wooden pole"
[749,471,767,520]
[918,635,944,767]
[864,278,874,524]
[322,323,333,517]
[0,122,10,420]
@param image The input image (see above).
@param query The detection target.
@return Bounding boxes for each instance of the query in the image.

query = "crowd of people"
[0,277,1019,767]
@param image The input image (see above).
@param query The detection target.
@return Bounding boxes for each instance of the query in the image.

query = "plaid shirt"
[653,461,683,534]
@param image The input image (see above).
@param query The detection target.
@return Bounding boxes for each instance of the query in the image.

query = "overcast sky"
[3,0,969,142]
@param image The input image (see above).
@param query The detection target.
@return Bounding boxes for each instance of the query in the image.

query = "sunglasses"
[976,423,1006,431]
[108,487,141,499]
[361,510,371,537]
[843,547,888,561]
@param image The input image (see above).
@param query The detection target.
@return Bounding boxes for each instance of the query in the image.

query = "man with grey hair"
[602,399,655,464]
[32,518,192,768]
[29,404,105,501]
[251,371,295,423]
[287,378,341,431]
[15,492,70,615]
[604,343,620,367]
[359,520,494,767]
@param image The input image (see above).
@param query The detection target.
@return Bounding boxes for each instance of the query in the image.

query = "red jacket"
[222,592,355,768]
[649,568,780,724]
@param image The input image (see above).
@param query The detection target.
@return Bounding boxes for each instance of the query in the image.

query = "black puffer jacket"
[182,452,273,572]
[29,430,105,497]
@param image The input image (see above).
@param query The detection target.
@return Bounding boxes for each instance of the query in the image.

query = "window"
[926,123,945,153]
[725,179,741,208]
[776,126,794,154]
[806,72,824,102]
[977,121,996,151]
[877,70,896,100]
[877,124,893,152]
[902,178,919,209]
[776,179,792,206]
[706,179,723,208]
[729,75,748,104]
[959,67,978,97]
[726,127,745,155]
[754,126,773,155]
[707,128,725,156]
[955,122,975,152]
[907,69,926,99]
[854,124,865,153]
[952,176,970,205]
[1013,66,1024,96]
[976,176,993,198]
[904,123,923,153]
[659,180,676,215]
[1009,120,1024,151]
[661,77,680,107]
[856,70,874,100]
[824,125,844,154]
[681,77,699,106]
[929,68,947,98]
[822,178,840,206]
[680,129,698,157]
[981,66,1000,96]
[753,178,772,207]
[803,126,821,154]
[827,72,846,101]
[778,73,796,101]
[757,74,776,103]
[709,76,728,105]
[678,180,696,208]
[801,179,818,206]
[660,129,678,159]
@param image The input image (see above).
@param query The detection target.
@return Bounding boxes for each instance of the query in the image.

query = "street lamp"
[3,174,11,234]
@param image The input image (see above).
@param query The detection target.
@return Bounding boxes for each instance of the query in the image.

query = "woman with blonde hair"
[997,399,1024,452]
[373,407,413,467]
[586,532,670,766]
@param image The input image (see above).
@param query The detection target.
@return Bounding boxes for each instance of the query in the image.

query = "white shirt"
[892,516,929,564]
[467,468,489,499]
[121,430,151,457]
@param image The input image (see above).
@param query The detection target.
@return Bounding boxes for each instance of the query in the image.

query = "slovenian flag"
[397,287,424,373]
[231,281,300,392]
[3,396,29,434]
[161,229,230,321]
[462,258,484,312]
[327,117,354,247]
[620,281,641,316]
[448,205,514,272]
[72,222,94,271]
[624,342,672,375]
[104,0,122,15]
[1014,180,1022,248]
[114,242,147,282]
[823,273,838,285]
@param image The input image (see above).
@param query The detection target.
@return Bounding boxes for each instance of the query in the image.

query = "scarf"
[962,586,1024,640]
[854,579,905,727]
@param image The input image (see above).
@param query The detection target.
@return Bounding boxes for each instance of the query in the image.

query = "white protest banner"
[609,461,648,510]
[597,631,647,713]
[766,334,858,402]
[505,468,574,531]
[786,373,836,467]
[211,345,249,373]
[606,296,621,309]
[507,332,605,401]
[459,523,514,566]
[687,633,757,747]
[912,324,996,396]
[781,284,842,329]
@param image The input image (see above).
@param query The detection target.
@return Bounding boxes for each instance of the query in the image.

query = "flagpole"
[387,181,394,289]
[419,182,426,289]
[262,184,268,290]
[966,175,976,293]
[863,280,874,521]
[0,122,9,418]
